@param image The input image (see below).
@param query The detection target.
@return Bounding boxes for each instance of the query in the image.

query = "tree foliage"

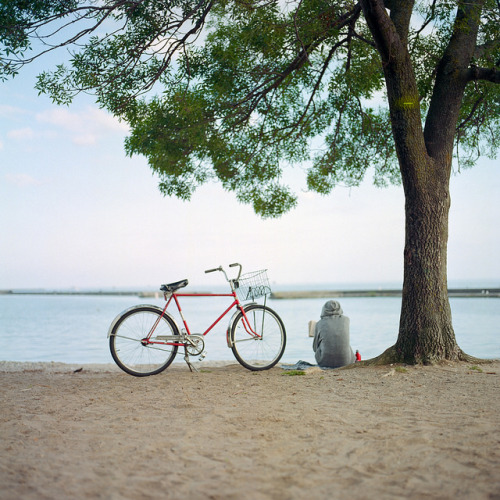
[2,0,498,217]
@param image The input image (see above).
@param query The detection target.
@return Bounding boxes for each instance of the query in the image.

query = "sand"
[1,360,499,500]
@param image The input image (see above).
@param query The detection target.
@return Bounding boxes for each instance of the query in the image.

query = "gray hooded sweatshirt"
[312,300,355,368]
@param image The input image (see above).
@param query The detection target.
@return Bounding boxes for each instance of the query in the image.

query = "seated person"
[312,300,355,368]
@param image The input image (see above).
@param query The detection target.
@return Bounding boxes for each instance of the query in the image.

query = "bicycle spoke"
[230,305,286,370]
[110,307,179,376]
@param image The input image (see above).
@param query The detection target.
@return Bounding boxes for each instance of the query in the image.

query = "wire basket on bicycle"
[234,269,271,301]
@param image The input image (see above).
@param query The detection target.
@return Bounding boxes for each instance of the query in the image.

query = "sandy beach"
[1,360,499,499]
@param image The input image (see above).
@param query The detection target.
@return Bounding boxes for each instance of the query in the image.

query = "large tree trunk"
[376,148,468,364]
[360,0,484,364]
[396,158,462,363]
[375,156,475,364]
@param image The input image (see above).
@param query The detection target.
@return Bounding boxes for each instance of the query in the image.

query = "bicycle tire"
[230,304,286,370]
[109,306,179,376]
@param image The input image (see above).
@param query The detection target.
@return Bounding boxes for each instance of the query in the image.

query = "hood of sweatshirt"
[320,300,343,317]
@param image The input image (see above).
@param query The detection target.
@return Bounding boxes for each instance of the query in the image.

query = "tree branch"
[456,93,485,131]
[229,6,361,125]
[468,65,500,83]
[473,39,500,59]
[424,0,485,161]
[413,0,438,38]
[386,0,414,45]
[1,0,214,80]
[359,0,406,65]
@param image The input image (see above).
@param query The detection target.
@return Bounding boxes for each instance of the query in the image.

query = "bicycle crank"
[184,335,205,356]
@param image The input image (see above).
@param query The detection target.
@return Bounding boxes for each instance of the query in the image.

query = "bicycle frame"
[108,264,285,375]
[145,290,261,348]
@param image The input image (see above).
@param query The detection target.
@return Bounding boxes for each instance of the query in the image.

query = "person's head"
[321,300,343,317]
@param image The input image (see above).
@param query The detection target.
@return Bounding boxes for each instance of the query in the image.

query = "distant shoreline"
[1,288,499,298]
[271,288,500,299]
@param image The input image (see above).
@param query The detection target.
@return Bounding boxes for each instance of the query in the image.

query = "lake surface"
[0,293,498,365]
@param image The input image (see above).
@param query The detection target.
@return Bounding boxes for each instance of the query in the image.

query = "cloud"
[72,133,98,146]
[85,107,130,133]
[0,104,28,118]
[35,106,129,145]
[5,173,41,187]
[2,105,129,147]
[7,127,35,140]
[6,126,57,142]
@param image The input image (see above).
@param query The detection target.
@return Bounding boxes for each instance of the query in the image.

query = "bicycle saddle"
[160,279,188,292]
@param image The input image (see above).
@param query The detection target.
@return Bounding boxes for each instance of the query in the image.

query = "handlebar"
[229,263,242,280]
[205,263,242,281]
[205,267,222,274]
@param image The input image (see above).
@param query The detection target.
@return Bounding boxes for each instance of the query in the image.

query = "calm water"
[0,293,498,365]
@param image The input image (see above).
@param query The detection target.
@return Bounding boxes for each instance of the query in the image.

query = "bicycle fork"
[226,305,264,348]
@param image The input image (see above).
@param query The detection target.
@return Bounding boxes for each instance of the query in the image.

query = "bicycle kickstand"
[183,352,199,373]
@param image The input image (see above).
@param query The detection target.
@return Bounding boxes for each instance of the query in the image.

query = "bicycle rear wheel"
[109,306,179,376]
[230,304,286,370]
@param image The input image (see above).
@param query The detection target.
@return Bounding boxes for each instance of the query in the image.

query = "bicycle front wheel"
[230,304,286,370]
[109,306,179,376]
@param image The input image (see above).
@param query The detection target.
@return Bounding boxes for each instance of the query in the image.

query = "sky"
[1,58,499,291]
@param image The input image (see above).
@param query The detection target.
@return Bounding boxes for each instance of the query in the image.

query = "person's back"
[313,300,355,368]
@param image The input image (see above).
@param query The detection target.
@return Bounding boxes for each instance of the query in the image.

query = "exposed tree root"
[362,346,401,366]
[353,345,493,367]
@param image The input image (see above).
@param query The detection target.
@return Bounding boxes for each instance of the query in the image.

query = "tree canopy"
[2,0,498,217]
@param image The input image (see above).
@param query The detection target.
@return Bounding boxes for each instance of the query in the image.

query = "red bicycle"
[108,263,286,376]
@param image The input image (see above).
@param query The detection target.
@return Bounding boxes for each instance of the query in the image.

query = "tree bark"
[360,0,484,364]
[396,160,461,363]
